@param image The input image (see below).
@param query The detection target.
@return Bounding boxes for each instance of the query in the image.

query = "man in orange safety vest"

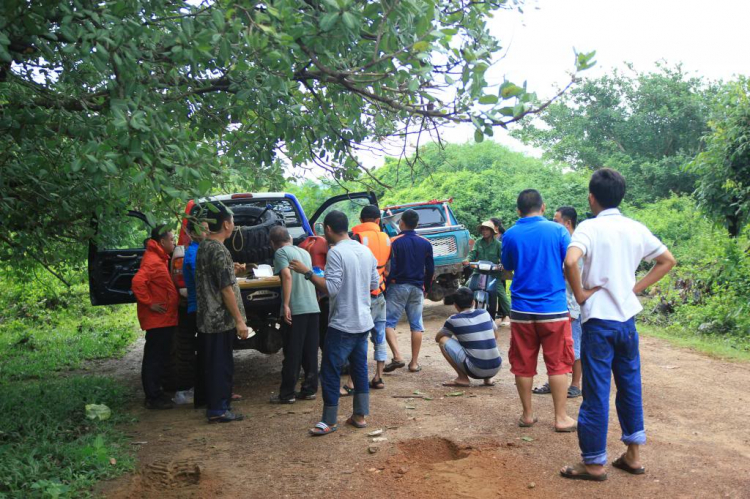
[340,205,392,394]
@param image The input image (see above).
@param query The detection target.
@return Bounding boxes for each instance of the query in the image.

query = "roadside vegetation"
[0,269,139,498]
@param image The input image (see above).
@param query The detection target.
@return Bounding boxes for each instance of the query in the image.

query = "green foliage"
[0,0,591,273]
[630,197,750,345]
[690,77,750,237]
[375,141,590,232]
[0,267,139,381]
[513,64,716,205]
[0,376,135,498]
[0,267,139,497]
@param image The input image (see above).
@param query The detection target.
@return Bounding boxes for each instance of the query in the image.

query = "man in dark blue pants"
[560,169,676,481]
[289,210,379,436]
[195,203,252,424]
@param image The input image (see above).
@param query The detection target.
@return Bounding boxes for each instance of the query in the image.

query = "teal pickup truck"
[382,199,471,302]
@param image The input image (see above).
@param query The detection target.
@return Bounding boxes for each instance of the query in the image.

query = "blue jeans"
[571,317,582,361]
[370,294,387,362]
[578,318,646,466]
[320,327,370,426]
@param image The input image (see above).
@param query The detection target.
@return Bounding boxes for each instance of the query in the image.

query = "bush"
[630,196,750,345]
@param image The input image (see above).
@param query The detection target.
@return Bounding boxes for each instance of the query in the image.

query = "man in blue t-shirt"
[383,209,435,374]
[435,287,502,387]
[501,189,577,432]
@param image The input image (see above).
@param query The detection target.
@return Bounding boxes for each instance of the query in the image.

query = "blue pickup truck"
[381,199,471,302]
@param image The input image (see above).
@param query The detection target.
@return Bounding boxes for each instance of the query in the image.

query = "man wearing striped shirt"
[435,287,501,387]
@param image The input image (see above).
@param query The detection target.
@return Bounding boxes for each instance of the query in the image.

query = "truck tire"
[225,207,284,265]
[161,306,197,393]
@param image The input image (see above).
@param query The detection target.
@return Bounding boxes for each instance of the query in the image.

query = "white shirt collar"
[597,208,622,218]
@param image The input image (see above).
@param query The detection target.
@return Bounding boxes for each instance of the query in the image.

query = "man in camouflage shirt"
[196,203,251,424]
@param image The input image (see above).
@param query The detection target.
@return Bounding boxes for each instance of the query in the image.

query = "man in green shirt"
[464,221,505,321]
[490,217,512,325]
[269,226,321,404]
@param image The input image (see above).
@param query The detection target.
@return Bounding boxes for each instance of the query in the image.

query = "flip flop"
[442,382,471,387]
[309,422,338,436]
[208,411,244,424]
[560,464,608,481]
[345,417,367,429]
[370,378,385,389]
[231,393,243,401]
[612,455,646,475]
[518,416,538,427]
[339,385,354,397]
[269,395,296,404]
[481,380,496,387]
[408,364,422,373]
[384,359,406,373]
[555,423,578,433]
[567,386,582,398]
[532,383,551,394]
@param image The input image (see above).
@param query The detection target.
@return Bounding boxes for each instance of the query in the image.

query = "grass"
[0,281,138,381]
[0,270,140,498]
[0,377,136,498]
[638,323,750,362]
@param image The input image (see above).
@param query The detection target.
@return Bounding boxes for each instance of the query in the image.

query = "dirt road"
[97,303,750,498]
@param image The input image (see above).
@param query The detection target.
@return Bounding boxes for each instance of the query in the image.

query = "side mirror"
[314,222,324,235]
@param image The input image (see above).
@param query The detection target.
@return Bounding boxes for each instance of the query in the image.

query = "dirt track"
[96,302,750,498]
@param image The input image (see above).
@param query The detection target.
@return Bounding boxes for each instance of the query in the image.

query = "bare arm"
[435,329,452,343]
[564,247,600,305]
[288,259,328,294]
[633,250,676,295]
[220,286,249,339]
[280,267,293,325]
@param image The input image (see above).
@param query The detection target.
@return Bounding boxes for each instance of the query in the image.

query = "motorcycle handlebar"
[468,261,503,272]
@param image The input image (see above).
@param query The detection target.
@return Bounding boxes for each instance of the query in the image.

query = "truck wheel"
[161,307,197,392]
[226,207,284,265]
[427,285,446,302]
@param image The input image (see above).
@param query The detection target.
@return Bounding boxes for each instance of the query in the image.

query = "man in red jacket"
[132,224,179,410]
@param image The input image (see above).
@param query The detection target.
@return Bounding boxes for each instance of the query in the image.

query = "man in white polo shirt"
[559,168,676,482]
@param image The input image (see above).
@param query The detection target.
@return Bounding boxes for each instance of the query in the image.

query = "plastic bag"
[85,404,112,421]
[173,388,194,405]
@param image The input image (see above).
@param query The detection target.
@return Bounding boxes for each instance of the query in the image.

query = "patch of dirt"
[94,303,750,498]
[396,437,472,464]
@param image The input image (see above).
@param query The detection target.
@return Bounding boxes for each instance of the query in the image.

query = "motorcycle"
[466,260,502,312]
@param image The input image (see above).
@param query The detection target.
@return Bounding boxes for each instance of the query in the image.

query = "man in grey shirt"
[290,210,379,436]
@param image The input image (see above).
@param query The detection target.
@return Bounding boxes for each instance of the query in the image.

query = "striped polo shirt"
[441,309,502,378]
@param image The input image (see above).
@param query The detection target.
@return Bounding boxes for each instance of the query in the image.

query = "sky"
[339,0,750,172]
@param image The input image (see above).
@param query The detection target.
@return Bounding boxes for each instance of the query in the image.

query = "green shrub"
[631,196,750,346]
[0,376,135,498]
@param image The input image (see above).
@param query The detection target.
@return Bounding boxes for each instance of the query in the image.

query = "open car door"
[88,210,151,305]
[308,192,379,235]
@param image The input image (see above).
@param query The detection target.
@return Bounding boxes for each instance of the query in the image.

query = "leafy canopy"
[0,0,593,274]
[512,64,715,206]
[690,78,750,237]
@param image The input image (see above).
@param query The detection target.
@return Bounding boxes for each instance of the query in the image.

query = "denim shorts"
[571,317,582,361]
[385,283,424,331]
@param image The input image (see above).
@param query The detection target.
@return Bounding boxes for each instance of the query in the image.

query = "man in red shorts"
[501,189,577,432]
